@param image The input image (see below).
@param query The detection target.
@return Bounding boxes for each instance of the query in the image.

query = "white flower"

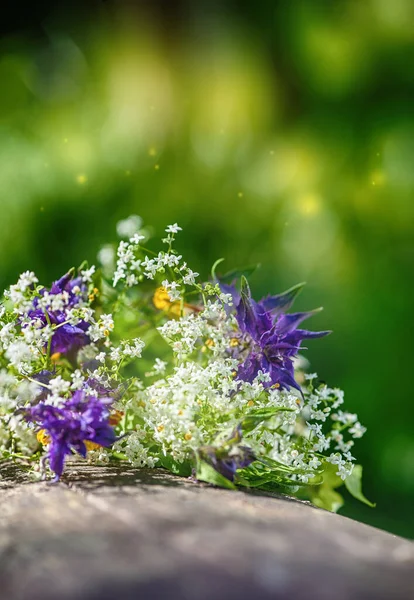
[255,370,272,384]
[162,280,181,302]
[313,437,330,452]
[5,342,33,370]
[161,253,182,268]
[17,271,38,291]
[49,376,71,395]
[307,422,323,438]
[165,223,182,234]
[304,373,318,381]
[67,307,94,325]
[141,256,157,279]
[116,215,143,238]
[349,422,366,439]
[327,453,344,466]
[326,453,353,479]
[71,370,85,390]
[332,411,358,425]
[110,347,122,362]
[310,409,327,422]
[183,269,199,286]
[122,338,145,358]
[308,456,322,470]
[110,338,145,361]
[100,314,114,332]
[98,245,115,270]
[331,430,343,444]
[153,358,167,375]
[219,292,233,306]
[343,450,356,462]
[113,238,142,287]
[0,323,18,348]
[338,462,354,480]
[130,233,145,245]
[81,266,96,283]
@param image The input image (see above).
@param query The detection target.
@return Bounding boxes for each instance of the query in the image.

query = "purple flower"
[204,445,256,482]
[26,390,116,480]
[27,269,90,357]
[198,426,256,483]
[234,277,330,393]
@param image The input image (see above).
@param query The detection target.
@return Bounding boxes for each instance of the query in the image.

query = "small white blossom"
[98,245,115,271]
[130,233,145,245]
[332,411,358,425]
[153,358,167,375]
[182,270,199,286]
[162,280,181,302]
[349,422,366,439]
[81,266,96,283]
[49,376,71,395]
[71,370,85,390]
[165,223,182,234]
[5,342,34,371]
[116,215,143,238]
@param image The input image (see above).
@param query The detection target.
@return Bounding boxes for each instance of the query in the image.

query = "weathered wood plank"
[0,461,413,600]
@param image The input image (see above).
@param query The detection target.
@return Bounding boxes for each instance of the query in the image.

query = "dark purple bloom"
[234,277,330,393]
[26,269,91,357]
[198,426,256,483]
[204,445,256,482]
[50,269,87,301]
[26,390,116,480]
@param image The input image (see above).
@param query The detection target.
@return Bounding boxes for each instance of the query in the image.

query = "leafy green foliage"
[345,465,376,508]
[196,457,236,490]
[241,406,295,434]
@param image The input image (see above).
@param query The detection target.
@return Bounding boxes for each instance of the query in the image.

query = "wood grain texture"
[0,460,413,600]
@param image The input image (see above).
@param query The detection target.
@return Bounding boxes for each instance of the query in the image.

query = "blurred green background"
[1,0,413,537]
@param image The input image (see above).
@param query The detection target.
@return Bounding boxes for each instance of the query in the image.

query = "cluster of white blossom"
[0,216,368,511]
[3,271,39,314]
[0,371,39,455]
[109,338,145,362]
[158,301,237,360]
[116,358,241,464]
[113,223,201,308]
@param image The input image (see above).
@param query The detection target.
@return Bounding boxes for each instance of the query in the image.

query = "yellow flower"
[153,287,201,318]
[37,429,51,445]
[85,441,101,451]
[109,410,123,426]
[153,287,182,316]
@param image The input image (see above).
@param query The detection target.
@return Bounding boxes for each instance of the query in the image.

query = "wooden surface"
[0,460,413,600]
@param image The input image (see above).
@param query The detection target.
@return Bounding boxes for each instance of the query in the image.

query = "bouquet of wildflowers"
[0,216,373,511]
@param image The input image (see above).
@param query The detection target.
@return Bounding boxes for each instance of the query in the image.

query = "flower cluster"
[0,218,372,511]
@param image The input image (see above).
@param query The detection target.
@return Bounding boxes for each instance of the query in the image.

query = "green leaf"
[158,454,192,477]
[240,275,251,299]
[311,485,344,513]
[344,465,376,508]
[241,406,295,433]
[196,458,236,490]
[237,465,302,493]
[316,461,344,489]
[307,462,345,512]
